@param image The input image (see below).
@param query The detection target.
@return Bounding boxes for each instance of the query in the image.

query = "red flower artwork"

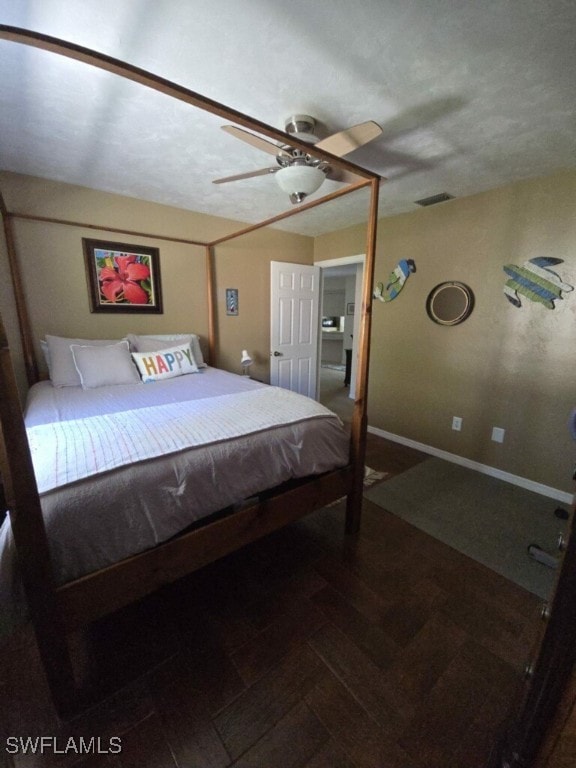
[98,254,151,305]
[84,239,162,314]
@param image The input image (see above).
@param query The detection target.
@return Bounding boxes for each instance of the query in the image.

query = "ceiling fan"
[213,115,382,204]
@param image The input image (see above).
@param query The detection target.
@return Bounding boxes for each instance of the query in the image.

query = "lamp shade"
[275,165,325,203]
[240,349,252,366]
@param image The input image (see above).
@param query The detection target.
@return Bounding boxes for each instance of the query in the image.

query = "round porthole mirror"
[426,282,474,326]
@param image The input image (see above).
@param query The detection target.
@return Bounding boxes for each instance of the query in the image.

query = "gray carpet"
[364,457,568,599]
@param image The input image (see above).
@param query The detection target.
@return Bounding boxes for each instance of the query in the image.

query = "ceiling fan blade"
[221,125,289,157]
[315,120,382,157]
[212,167,277,184]
[325,168,363,184]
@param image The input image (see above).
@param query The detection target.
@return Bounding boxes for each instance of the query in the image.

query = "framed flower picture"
[82,238,163,314]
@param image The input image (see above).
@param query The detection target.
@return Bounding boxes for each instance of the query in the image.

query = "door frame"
[315,254,365,400]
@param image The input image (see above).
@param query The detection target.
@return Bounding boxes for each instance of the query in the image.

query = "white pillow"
[127,333,206,368]
[40,340,51,376]
[45,335,127,387]
[131,343,199,382]
[71,341,141,389]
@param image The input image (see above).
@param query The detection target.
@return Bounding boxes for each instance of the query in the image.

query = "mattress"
[0,368,349,635]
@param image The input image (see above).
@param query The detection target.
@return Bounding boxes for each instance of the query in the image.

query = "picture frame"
[82,238,163,314]
[226,288,239,316]
[346,302,355,315]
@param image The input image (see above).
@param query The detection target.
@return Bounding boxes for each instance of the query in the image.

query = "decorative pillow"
[71,341,141,389]
[131,343,199,382]
[127,333,207,368]
[45,335,126,387]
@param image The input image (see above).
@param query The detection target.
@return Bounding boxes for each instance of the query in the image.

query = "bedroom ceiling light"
[275,164,326,204]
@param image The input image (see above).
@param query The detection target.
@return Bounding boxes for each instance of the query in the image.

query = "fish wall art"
[503,257,573,309]
[374,259,416,303]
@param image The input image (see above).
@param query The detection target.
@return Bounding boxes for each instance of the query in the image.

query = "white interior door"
[270,261,320,398]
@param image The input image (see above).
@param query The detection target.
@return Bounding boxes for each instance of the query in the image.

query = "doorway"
[316,255,364,421]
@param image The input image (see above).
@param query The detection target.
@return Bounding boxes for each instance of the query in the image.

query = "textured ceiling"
[0,0,575,236]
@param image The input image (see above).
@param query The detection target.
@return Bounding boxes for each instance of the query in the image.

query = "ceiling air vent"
[415,192,454,207]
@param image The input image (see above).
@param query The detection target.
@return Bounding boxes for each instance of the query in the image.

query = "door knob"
[273,351,283,357]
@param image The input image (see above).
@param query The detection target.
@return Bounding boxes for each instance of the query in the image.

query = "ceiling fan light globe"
[275,165,325,204]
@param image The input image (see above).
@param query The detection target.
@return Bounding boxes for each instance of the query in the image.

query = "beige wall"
[2,169,575,493]
[213,230,313,381]
[0,172,313,392]
[316,169,576,493]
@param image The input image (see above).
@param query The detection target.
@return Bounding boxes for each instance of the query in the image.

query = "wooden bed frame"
[0,26,381,717]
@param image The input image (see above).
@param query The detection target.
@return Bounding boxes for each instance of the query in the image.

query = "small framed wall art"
[226,288,239,316]
[83,238,163,313]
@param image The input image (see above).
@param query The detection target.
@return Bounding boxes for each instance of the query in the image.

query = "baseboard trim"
[368,426,574,505]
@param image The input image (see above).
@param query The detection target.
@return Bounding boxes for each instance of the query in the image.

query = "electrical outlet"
[452,416,462,431]
[492,427,505,443]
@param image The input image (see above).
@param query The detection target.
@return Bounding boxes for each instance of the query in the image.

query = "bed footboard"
[56,465,353,632]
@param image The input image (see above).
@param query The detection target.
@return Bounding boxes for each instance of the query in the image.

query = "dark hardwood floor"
[0,433,542,768]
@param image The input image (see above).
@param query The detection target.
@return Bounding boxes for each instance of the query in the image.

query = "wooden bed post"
[346,178,380,534]
[0,189,39,386]
[0,313,78,717]
[205,245,217,366]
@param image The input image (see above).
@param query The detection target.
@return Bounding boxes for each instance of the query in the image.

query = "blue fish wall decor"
[503,257,573,309]
[374,259,416,303]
